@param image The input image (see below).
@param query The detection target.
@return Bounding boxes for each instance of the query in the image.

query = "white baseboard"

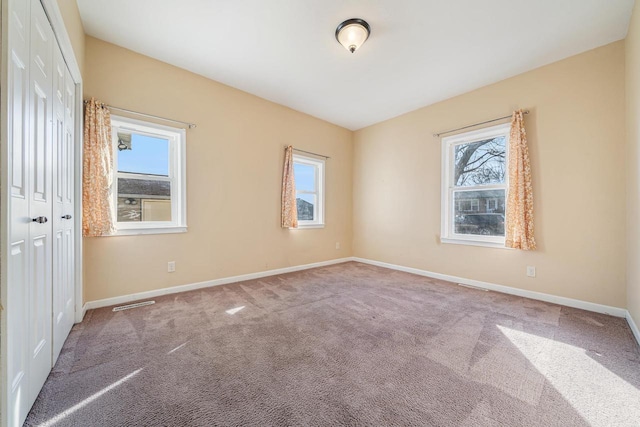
[352,257,628,318]
[83,257,353,311]
[83,255,632,327]
[626,311,640,347]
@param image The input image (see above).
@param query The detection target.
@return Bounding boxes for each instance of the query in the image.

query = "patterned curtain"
[82,98,116,237]
[281,146,298,228]
[505,110,536,250]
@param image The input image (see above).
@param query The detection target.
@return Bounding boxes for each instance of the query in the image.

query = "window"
[111,116,187,235]
[441,123,509,247]
[293,154,325,228]
[486,198,499,212]
[456,199,479,212]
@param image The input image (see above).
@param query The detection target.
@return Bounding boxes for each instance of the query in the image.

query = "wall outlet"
[168,261,176,273]
[335,242,341,250]
[526,266,536,278]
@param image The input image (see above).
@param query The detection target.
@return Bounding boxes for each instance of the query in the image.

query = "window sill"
[291,224,325,229]
[440,237,511,249]
[113,226,188,236]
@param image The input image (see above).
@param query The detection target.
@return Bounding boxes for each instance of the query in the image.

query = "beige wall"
[83,37,353,302]
[353,42,627,308]
[626,3,640,325]
[82,31,630,310]
[56,0,85,77]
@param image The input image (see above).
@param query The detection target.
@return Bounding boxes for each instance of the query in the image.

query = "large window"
[293,154,325,228]
[111,116,186,235]
[441,123,509,247]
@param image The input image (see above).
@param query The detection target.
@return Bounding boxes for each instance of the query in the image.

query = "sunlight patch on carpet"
[226,306,245,315]
[498,325,640,426]
[37,369,143,427]
[168,342,188,354]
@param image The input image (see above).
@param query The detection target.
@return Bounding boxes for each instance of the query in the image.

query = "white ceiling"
[77,0,634,130]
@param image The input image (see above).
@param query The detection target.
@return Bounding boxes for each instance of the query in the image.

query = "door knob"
[32,216,48,224]
[61,214,72,219]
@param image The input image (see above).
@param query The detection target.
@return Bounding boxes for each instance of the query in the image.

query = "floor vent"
[112,300,155,312]
[457,283,488,292]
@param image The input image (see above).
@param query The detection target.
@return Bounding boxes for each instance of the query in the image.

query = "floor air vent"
[112,300,155,312]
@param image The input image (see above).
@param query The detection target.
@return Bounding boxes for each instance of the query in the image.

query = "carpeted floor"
[25,262,640,426]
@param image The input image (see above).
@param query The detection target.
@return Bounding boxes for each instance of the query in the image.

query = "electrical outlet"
[336,242,341,250]
[168,261,176,273]
[526,266,536,278]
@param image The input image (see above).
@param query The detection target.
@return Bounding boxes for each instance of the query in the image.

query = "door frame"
[0,0,83,424]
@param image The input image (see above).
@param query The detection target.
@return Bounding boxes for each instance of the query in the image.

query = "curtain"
[281,146,298,228]
[505,110,536,250]
[82,98,116,237]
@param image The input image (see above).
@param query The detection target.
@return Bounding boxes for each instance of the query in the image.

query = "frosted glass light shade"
[336,19,370,53]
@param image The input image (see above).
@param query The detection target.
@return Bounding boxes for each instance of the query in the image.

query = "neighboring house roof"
[118,178,170,197]
[296,198,314,220]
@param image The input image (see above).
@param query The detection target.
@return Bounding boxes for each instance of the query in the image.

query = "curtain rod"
[433,110,529,137]
[292,147,330,159]
[84,100,196,129]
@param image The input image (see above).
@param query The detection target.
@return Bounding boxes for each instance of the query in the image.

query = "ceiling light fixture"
[335,18,370,53]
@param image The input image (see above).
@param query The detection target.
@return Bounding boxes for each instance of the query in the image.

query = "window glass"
[296,194,316,221]
[441,123,510,246]
[454,190,505,236]
[454,136,506,187]
[294,162,315,192]
[117,132,169,176]
[117,179,171,222]
[292,154,325,227]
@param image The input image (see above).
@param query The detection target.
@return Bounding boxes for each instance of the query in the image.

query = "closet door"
[52,44,76,363]
[7,0,32,424]
[6,0,77,423]
[62,64,76,331]
[26,0,54,409]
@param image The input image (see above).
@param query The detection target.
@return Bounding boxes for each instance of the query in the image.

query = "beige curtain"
[281,146,298,228]
[505,110,536,250]
[82,98,116,237]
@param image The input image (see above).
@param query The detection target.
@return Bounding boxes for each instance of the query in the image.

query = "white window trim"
[293,153,325,229]
[440,123,509,248]
[111,115,187,236]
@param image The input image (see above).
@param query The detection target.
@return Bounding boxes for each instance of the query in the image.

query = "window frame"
[111,115,187,236]
[440,123,510,248]
[293,153,325,229]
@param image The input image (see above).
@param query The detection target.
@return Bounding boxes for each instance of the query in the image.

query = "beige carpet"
[25,262,640,426]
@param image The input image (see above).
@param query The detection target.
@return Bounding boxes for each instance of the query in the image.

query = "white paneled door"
[52,39,76,363]
[27,0,54,411]
[7,0,32,424]
[6,0,78,425]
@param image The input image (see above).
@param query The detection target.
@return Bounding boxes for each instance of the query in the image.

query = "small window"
[441,123,509,247]
[456,199,479,212]
[293,154,325,228]
[111,116,186,235]
[486,198,499,212]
